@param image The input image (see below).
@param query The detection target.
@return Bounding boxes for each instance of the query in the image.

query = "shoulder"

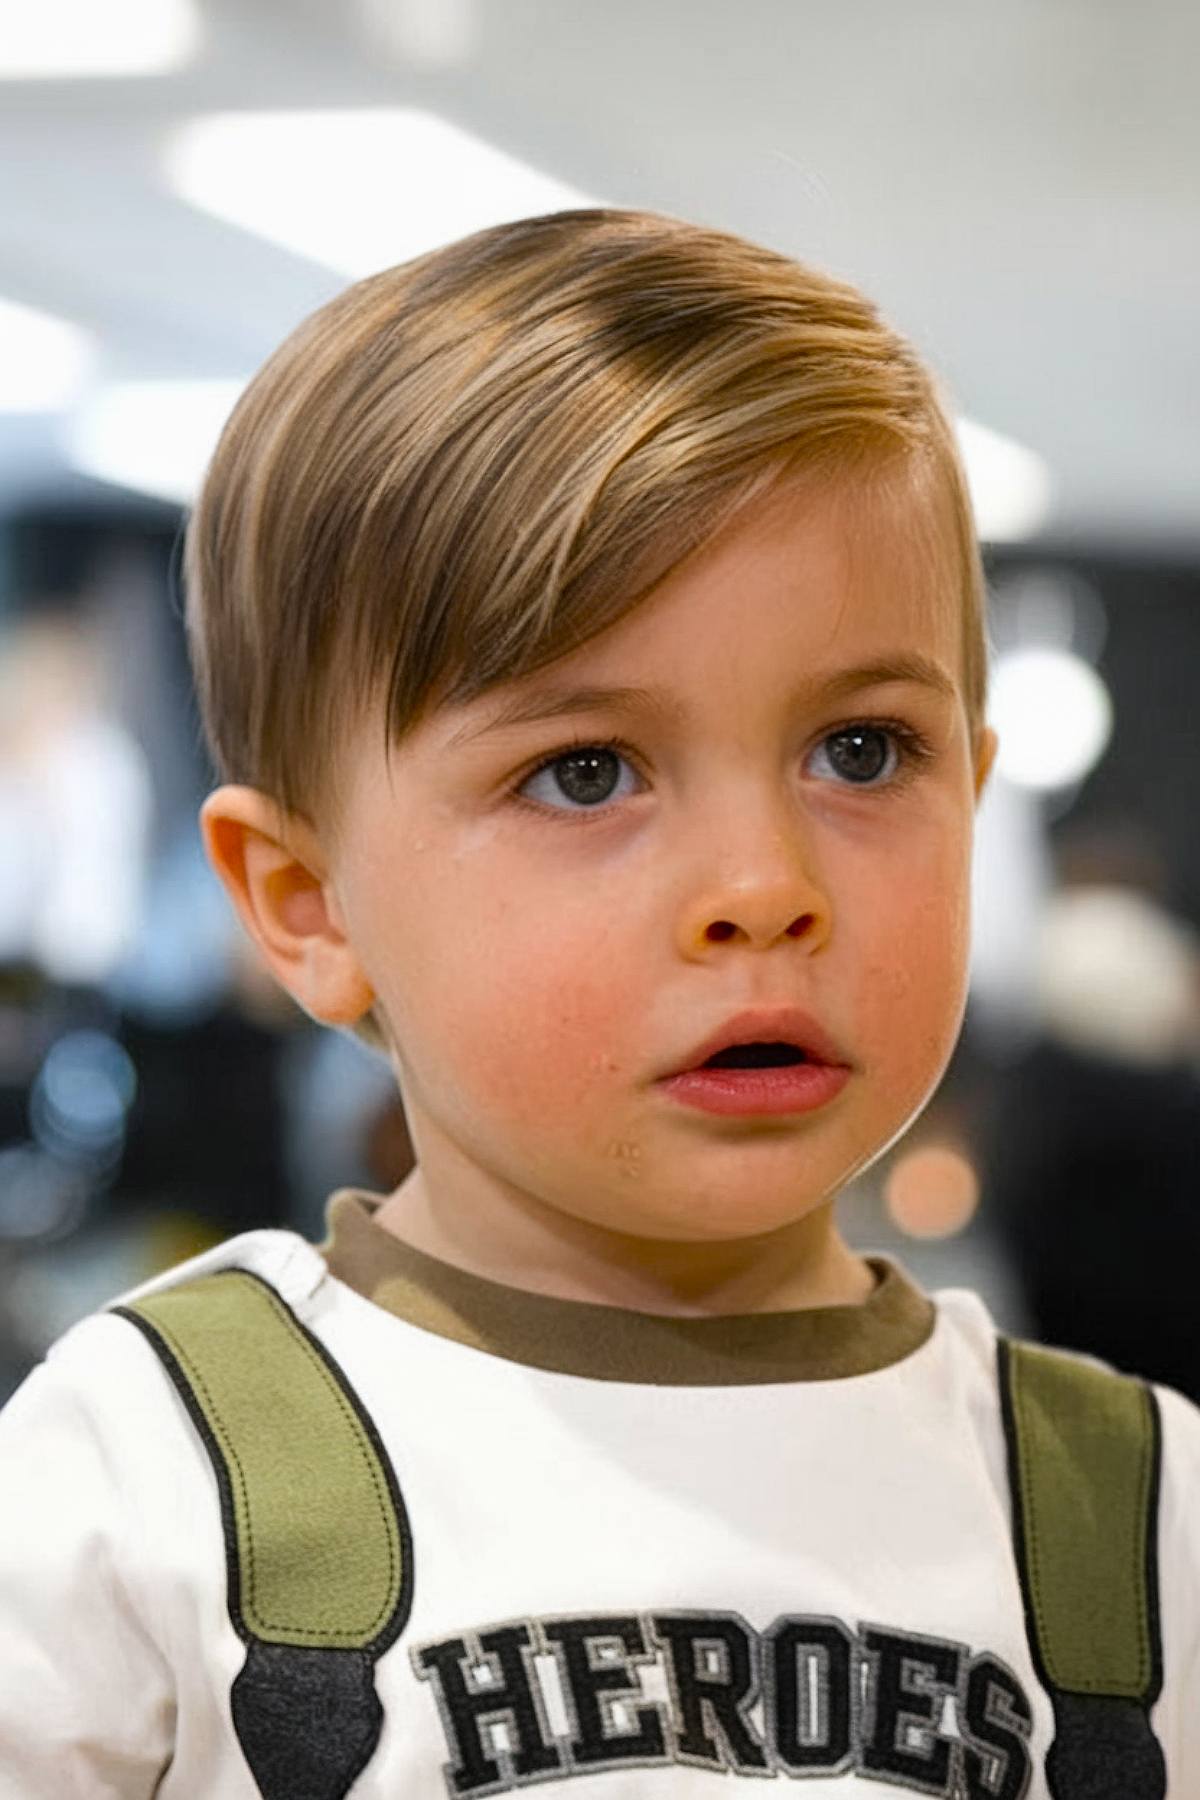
[1152,1377,1200,1459]
[1145,1381,1200,1746]
[0,1224,327,1454]
[1151,1380,1200,1564]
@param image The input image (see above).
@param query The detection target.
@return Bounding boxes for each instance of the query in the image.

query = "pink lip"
[663,1005,850,1079]
[657,1061,851,1117]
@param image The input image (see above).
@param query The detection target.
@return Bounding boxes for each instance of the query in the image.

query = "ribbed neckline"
[316,1188,936,1386]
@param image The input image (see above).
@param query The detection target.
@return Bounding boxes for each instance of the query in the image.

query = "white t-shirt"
[1,1187,1198,1798]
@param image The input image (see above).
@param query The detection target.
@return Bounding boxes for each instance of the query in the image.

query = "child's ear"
[973,726,1000,802]
[198,785,376,1028]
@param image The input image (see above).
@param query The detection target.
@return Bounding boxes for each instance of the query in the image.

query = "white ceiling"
[0,0,1197,547]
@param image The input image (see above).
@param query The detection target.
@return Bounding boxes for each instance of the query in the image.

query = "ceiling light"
[161,108,596,278]
[61,378,245,504]
[0,0,199,79]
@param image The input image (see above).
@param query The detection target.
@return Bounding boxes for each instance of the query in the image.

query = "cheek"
[852,837,973,1071]
[444,914,636,1122]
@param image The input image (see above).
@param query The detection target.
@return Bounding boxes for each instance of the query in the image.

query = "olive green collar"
[317,1188,936,1386]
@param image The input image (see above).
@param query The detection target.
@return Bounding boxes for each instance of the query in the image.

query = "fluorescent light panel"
[0,0,199,78]
[161,108,597,279]
[62,379,245,505]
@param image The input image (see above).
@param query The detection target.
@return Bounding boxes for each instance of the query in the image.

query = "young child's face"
[325,469,996,1243]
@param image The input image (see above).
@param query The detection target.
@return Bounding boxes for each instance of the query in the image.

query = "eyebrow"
[446,653,958,748]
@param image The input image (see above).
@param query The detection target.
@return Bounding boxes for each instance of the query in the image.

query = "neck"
[371,1167,876,1317]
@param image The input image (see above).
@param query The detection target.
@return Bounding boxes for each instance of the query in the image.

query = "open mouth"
[701,1043,808,1069]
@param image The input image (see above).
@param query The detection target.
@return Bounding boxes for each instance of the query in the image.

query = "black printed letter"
[861,1625,964,1795]
[413,1623,563,1795]
[764,1615,854,1773]
[539,1615,668,1770]
[650,1611,770,1773]
[961,1653,1033,1800]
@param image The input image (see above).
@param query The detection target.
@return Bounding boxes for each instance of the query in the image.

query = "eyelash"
[508,719,937,824]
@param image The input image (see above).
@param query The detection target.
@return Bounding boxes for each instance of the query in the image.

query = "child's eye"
[808,722,934,789]
[513,735,644,818]
[509,722,935,822]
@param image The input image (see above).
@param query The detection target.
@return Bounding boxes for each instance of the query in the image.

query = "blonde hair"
[184,206,989,1056]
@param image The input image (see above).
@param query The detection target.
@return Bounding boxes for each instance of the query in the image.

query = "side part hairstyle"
[183,206,990,1056]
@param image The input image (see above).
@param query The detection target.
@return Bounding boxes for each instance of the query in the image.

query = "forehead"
[648,458,960,639]
[463,462,963,734]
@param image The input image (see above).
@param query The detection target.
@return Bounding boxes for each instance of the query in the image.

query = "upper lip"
[662,1006,851,1077]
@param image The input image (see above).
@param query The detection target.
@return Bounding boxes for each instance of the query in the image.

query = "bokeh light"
[884,1144,981,1240]
[990,646,1113,791]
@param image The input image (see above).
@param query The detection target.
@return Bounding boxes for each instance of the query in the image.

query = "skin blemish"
[606,1138,644,1180]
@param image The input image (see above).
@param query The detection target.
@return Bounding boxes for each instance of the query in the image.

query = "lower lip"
[657,1061,851,1117]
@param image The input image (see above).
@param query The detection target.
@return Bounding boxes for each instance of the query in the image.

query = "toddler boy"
[1,207,1197,1797]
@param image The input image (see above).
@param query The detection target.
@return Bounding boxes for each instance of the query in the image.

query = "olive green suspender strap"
[110,1273,1170,1800]
[112,1268,415,1800]
[996,1335,1166,1800]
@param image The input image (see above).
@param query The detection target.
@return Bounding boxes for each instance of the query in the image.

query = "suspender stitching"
[1131,1384,1154,1687]
[1014,1348,1154,1697]
[145,1278,400,1643]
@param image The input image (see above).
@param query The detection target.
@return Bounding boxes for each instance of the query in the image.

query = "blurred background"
[0,0,1197,1403]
